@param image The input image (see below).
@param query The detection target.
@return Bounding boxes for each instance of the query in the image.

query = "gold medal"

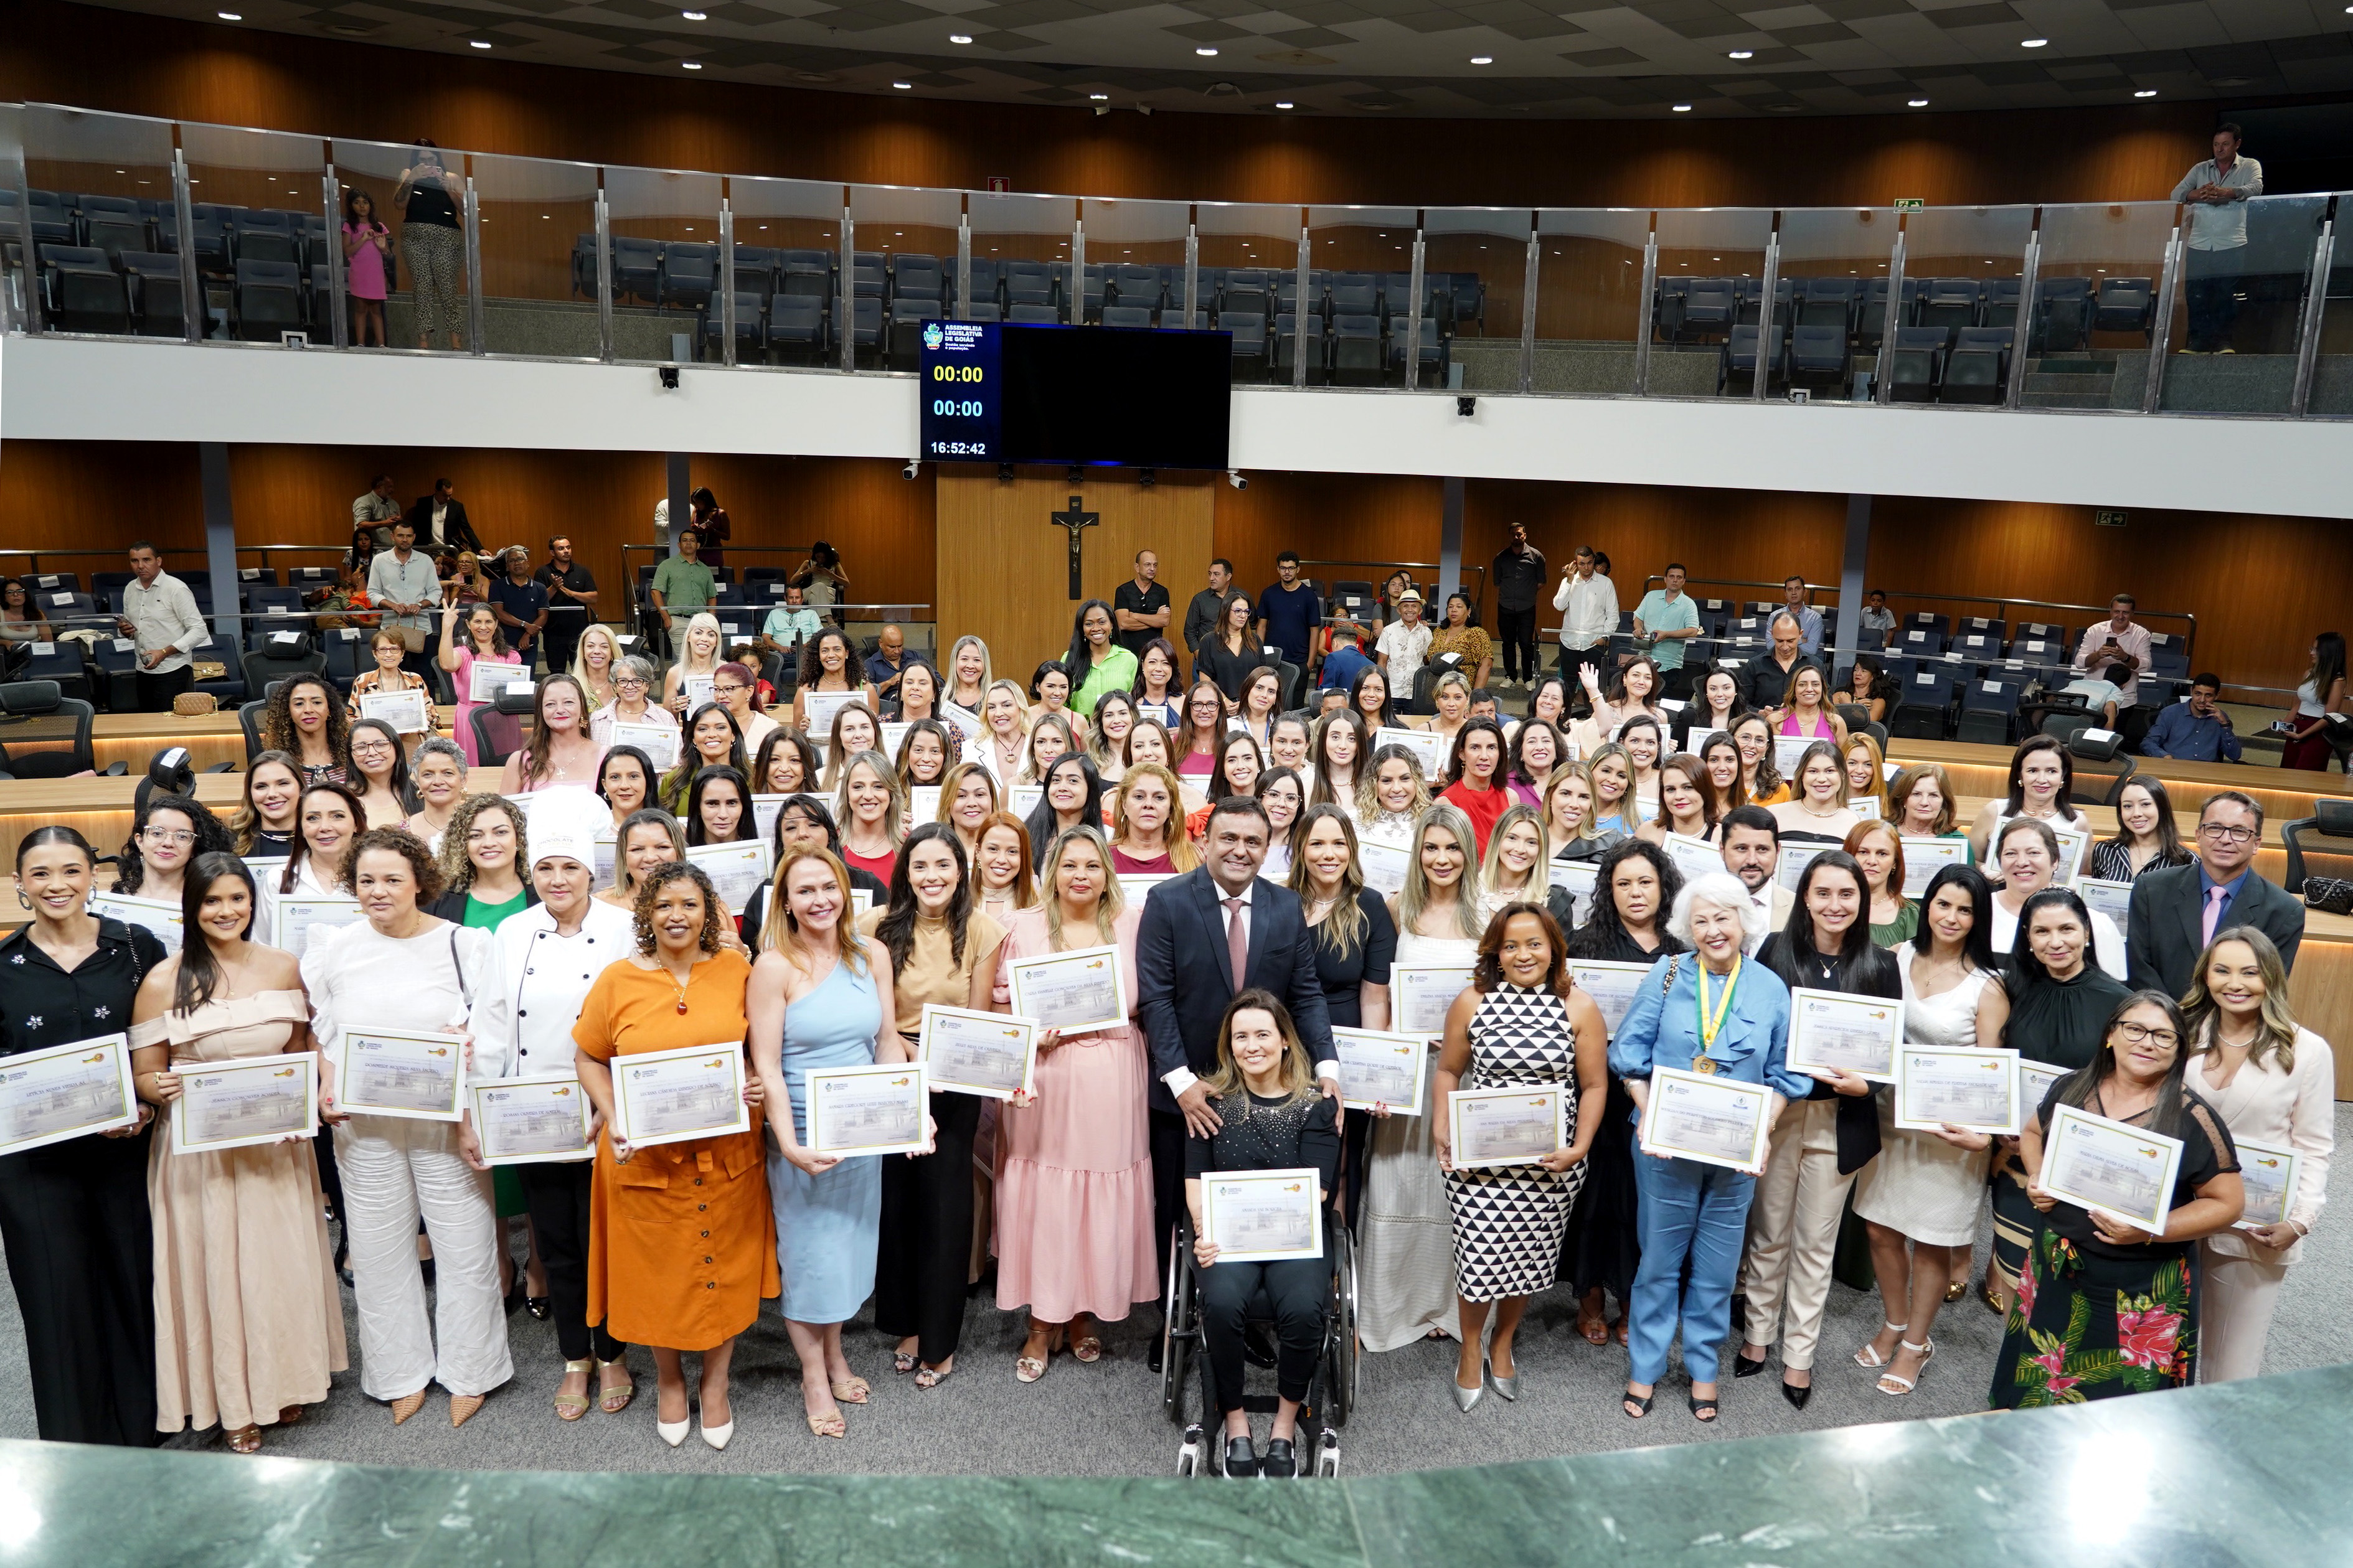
[1692,1055,1718,1076]
[1694,955,1740,1081]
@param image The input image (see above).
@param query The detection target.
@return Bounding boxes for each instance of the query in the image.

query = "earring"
[16,890,29,910]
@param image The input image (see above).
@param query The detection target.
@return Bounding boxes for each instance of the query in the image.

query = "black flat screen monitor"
[919,321,1231,469]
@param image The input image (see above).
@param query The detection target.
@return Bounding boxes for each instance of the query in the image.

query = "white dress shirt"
[1552,570,1620,652]
[367,547,438,633]
[1161,876,1339,1095]
[2072,620,2153,708]
[121,571,209,677]
[491,899,635,1081]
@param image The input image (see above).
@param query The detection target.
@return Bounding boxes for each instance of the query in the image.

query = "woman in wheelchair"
[1184,991,1341,1480]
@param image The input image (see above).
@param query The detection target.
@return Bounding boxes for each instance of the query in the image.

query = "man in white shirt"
[1375,588,1432,700]
[2171,124,2263,354]
[2071,594,2152,709]
[1550,545,1618,701]
[115,540,210,711]
[352,473,402,548]
[1719,807,1793,952]
[366,523,440,677]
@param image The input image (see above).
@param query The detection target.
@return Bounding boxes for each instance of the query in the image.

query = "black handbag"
[2304,878,2353,916]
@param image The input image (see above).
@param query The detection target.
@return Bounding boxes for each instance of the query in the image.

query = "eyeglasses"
[615,677,649,691]
[711,683,747,698]
[351,739,394,755]
[2112,1021,2180,1048]
[2198,822,2257,845]
[141,829,197,847]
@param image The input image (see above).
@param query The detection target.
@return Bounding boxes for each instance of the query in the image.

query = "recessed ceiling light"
[1275,100,1293,108]
[893,79,912,87]
[2134,88,2157,98]
[681,59,701,68]
[1195,46,1218,55]
[1908,97,1928,107]
[950,32,971,42]
[1671,103,1692,112]
[681,8,706,17]
[1727,49,1752,59]
[2021,37,2047,47]
[216,9,241,18]
[1469,55,1491,64]
[469,39,491,47]
[1089,92,1108,99]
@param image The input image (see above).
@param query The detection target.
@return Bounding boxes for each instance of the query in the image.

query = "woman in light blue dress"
[748,845,910,1440]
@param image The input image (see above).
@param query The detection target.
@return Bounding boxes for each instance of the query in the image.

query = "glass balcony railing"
[4,99,2347,421]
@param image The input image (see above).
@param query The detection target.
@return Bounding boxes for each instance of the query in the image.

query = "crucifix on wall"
[1049,494,1100,599]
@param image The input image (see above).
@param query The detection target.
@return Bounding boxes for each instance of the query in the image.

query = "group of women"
[0,616,2331,1461]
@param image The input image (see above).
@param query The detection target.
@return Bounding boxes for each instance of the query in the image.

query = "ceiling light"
[1469,55,1491,64]
[950,32,971,42]
[2021,37,2047,47]
[682,59,702,67]
[1727,49,1752,59]
[893,79,912,88]
[1275,100,1294,108]
[1089,92,1108,99]
[682,8,706,17]
[469,39,491,47]
[1195,46,1218,55]
[1908,97,1928,106]
[217,9,241,18]
[2134,88,2156,98]
[1671,103,1692,112]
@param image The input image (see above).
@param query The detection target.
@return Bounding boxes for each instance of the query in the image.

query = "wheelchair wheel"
[1327,1226,1359,1427]
[1161,1225,1194,1423]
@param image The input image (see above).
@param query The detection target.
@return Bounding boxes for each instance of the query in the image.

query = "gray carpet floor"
[4,1106,2344,1476]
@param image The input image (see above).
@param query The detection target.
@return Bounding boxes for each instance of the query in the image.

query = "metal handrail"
[1640,573,2196,659]
[1297,558,1488,612]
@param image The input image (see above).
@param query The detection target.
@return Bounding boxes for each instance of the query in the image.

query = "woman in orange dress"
[573,860,776,1452]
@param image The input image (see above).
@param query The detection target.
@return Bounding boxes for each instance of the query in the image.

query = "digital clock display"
[917,318,1231,469]
[918,320,1001,459]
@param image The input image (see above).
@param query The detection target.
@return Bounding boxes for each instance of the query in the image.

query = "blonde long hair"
[1040,824,1125,949]
[1199,988,1318,1111]
[1397,800,1484,941]
[768,847,869,972]
[2182,926,2303,1073]
[1480,803,1552,901]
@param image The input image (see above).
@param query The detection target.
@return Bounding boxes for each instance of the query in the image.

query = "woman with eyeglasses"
[588,655,679,753]
[1171,680,1229,783]
[1991,990,2244,1408]
[113,792,232,909]
[707,660,776,759]
[345,718,414,830]
[347,626,435,731]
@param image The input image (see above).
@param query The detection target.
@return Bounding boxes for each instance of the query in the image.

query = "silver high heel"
[1451,1368,1484,1412]
[1484,1356,1518,1402]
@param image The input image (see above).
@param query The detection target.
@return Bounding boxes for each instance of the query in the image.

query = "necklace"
[663,959,694,1013]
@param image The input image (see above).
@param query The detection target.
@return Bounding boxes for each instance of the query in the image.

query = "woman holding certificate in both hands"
[1609,871,1806,1422]
[131,852,345,1451]
[1992,991,2243,1407]
[576,860,775,1450]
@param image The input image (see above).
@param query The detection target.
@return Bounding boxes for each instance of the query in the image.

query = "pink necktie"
[2202,884,2228,947]
[1224,896,1248,992]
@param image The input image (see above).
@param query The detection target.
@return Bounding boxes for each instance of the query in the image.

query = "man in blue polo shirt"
[1255,550,1321,673]
[2140,672,2242,763]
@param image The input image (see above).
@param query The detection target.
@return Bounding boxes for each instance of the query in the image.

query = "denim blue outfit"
[1607,951,1806,1387]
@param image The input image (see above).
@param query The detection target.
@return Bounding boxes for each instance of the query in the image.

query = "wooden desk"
[88,713,248,773]
[1890,738,2349,825]
[0,773,248,869]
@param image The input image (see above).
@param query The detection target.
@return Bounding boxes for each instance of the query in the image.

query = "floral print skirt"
[1989,1226,2199,1409]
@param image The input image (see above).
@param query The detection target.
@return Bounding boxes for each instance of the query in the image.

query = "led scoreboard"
[918,319,1231,470]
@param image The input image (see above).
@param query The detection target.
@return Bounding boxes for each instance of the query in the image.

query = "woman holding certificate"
[863,824,1006,1388]
[1738,849,1897,1409]
[1852,865,2008,1396]
[1356,745,1431,849]
[991,825,1156,1381]
[747,848,898,1439]
[1357,802,1483,1352]
[1433,905,1607,1411]
[1024,754,1108,874]
[2181,929,2334,1381]
[302,827,513,1428]
[1610,870,1804,1422]
[346,627,433,729]
[587,657,678,756]
[0,827,171,1445]
[439,597,523,768]
[131,852,344,1450]
[662,613,727,717]
[1634,754,1719,849]
[1992,992,2243,1407]
[1436,718,1512,857]
[575,860,776,1449]
[791,626,879,734]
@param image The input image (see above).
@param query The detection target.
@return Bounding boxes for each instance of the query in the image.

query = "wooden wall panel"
[0,440,205,561]
[1,0,2240,210]
[936,467,1215,678]
[1212,469,1444,607]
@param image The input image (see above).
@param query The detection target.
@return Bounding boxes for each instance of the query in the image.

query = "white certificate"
[801,688,867,738]
[1331,1026,1428,1114]
[275,895,363,959]
[171,1051,318,1154]
[684,839,773,918]
[473,1073,595,1165]
[1638,1064,1771,1174]
[1899,837,1969,898]
[338,1027,466,1122]
[1393,964,1474,1038]
[359,685,430,735]
[918,1005,1036,1101]
[1358,837,1410,896]
[2040,1103,2184,1235]
[1449,1084,1566,1168]
[467,659,530,704]
[1548,857,1598,927]
[752,793,791,844]
[682,675,715,712]
[0,1033,140,1155]
[1849,796,1881,821]
[1785,987,1903,1082]
[2233,1137,2299,1231]
[612,1041,750,1148]
[1199,1167,1324,1262]
[594,825,619,892]
[1005,944,1128,1033]
[908,784,942,824]
[611,719,680,772]
[1568,958,1651,1035]
[88,891,183,955]
[1116,873,1172,906]
[852,888,875,919]
[879,721,909,761]
[1660,832,1722,886]
[1775,841,1827,892]
[1007,783,1044,819]
[937,703,983,745]
[2075,876,2134,927]
[805,1061,929,1156]
[1374,726,1445,777]
[2047,819,2093,886]
[1772,735,1815,779]
[2019,1059,2069,1112]
[1893,1046,2021,1134]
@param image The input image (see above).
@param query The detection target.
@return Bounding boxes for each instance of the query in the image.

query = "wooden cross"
[1049,494,1100,600]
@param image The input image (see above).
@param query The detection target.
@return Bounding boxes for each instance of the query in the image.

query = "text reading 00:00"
[931,364,984,382]
[932,400,986,417]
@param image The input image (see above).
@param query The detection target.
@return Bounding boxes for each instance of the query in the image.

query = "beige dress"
[136,990,347,1434]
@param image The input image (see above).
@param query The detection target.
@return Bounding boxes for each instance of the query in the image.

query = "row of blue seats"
[1714,321,2022,400]
[1659,273,2154,353]
[2,190,334,276]
[31,240,334,340]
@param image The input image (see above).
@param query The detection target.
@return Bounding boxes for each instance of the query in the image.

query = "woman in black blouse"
[1739,848,1898,1408]
[1287,804,1398,1228]
[0,826,171,1445]
[1195,592,1273,702]
[1993,990,2243,1407]
[1184,990,1341,1481]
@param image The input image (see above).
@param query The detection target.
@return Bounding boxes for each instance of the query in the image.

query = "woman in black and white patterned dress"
[1433,901,1610,1411]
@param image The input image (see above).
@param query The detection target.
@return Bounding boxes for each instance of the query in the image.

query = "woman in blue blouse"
[1608,869,1809,1424]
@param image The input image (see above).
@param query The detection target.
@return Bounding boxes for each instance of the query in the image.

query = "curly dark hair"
[1473,899,1570,994]
[435,792,530,897]
[1565,838,1686,960]
[115,792,233,896]
[258,671,352,764]
[630,859,727,955]
[339,825,446,904]
[799,626,857,692]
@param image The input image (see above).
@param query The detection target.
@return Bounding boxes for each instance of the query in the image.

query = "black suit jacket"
[2126,861,2306,998]
[406,495,482,555]
[1136,868,1334,1115]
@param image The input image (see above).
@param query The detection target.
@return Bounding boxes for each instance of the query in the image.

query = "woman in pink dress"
[341,189,392,347]
[991,822,1156,1382]
[1772,665,1849,744]
[438,593,524,766]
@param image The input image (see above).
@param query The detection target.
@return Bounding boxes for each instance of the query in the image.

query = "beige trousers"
[2198,1244,2287,1384]
[1738,1097,1856,1371]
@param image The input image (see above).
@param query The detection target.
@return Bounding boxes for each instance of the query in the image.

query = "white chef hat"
[524,787,606,871]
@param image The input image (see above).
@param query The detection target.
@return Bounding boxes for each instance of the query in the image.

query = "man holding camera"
[2071,593,2151,708]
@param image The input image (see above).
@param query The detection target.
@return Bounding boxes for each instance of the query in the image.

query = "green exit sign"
[1893,198,1925,211]
[2095,509,2128,527]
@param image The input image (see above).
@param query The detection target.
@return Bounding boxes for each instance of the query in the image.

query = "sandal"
[1015,1323,1063,1383]
[806,1409,846,1439]
[1877,1338,1935,1397]
[276,1406,304,1427]
[1070,1334,1103,1364]
[1576,1311,1609,1347]
[598,1359,636,1415]
[914,1361,955,1390]
[830,1376,870,1406]
[1621,1389,1653,1420]
[1853,1322,1907,1369]
[1945,1280,1968,1303]
[390,1391,427,1425]
[892,1351,918,1376]
[1689,1393,1719,1423]
[555,1358,595,1422]
[227,1424,263,1454]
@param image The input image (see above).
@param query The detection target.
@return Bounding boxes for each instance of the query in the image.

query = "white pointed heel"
[700,1417,735,1450]
[658,1416,690,1447]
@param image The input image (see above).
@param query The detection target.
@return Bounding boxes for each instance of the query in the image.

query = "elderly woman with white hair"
[1606,870,1809,1426]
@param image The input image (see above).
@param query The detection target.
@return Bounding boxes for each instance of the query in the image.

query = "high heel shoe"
[1853,1322,1907,1369]
[1733,1348,1768,1379]
[700,1416,735,1450]
[449,1394,485,1428]
[657,1415,690,1448]
[1781,1379,1811,1411]
[1483,1356,1518,1402]
[1451,1368,1484,1412]
[389,1391,427,1425]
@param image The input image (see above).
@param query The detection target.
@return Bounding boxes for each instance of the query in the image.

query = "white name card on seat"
[50,593,75,607]
[1914,673,1936,685]
[34,575,60,589]
[2083,728,2118,746]
[1982,680,2002,694]
[112,638,135,654]
[31,642,55,657]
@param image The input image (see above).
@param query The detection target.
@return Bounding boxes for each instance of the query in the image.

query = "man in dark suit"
[404,477,481,554]
[2126,789,2304,997]
[1136,796,1340,1289]
[1740,612,1820,710]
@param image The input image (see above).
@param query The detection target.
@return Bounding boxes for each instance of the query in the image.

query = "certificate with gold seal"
[0,1033,141,1156]
[473,1073,595,1165]
[2039,1104,2183,1235]
[1638,1064,1771,1174]
[171,1051,318,1155]
[612,1041,750,1149]
[1199,1168,1323,1262]
[806,1062,929,1156]
[1448,1084,1566,1168]
[339,1027,466,1122]
[918,1005,1037,1101]
[1783,988,1903,1082]
[1006,944,1128,1033]
[1331,1026,1428,1115]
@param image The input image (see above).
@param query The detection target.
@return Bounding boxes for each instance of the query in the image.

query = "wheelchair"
[1161,1209,1358,1478]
